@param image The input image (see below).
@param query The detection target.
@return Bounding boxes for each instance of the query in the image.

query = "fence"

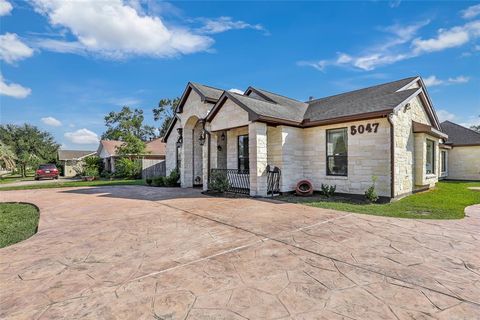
[209,169,250,195]
[142,159,166,179]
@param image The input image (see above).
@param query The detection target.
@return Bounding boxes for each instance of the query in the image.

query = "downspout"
[387,113,395,199]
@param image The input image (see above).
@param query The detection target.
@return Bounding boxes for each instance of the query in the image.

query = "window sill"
[425,174,437,179]
[325,175,348,180]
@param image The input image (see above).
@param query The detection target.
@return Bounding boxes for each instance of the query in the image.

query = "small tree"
[116,134,147,157]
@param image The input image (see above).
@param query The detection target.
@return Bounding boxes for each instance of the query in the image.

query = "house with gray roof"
[439,121,480,180]
[163,77,462,199]
[57,149,96,177]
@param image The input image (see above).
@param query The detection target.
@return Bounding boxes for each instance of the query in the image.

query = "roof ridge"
[306,76,418,104]
[190,82,224,92]
[250,87,307,105]
[229,91,282,106]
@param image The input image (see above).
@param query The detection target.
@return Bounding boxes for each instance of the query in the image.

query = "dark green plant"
[146,178,153,185]
[320,183,336,198]
[115,158,142,179]
[163,169,180,187]
[102,106,156,141]
[209,170,230,193]
[84,166,99,178]
[152,176,165,187]
[365,176,379,203]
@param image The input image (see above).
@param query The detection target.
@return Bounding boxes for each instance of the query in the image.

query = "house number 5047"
[350,123,379,135]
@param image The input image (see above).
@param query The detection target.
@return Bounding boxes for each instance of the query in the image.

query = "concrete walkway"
[1,186,479,319]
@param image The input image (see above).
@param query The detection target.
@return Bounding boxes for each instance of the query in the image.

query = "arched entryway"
[181,116,204,188]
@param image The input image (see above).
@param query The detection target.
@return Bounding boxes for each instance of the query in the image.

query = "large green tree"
[153,97,180,138]
[0,124,59,177]
[102,106,155,141]
[0,142,16,171]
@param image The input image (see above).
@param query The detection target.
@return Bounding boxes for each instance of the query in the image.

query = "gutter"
[387,113,395,199]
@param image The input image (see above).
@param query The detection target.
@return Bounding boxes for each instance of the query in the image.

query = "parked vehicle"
[35,164,59,180]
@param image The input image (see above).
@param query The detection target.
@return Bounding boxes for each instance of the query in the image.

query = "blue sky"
[1,0,479,150]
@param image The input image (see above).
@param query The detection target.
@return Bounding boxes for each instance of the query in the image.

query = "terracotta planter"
[295,180,313,196]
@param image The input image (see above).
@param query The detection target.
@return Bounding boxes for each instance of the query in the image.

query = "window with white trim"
[326,128,348,176]
[426,139,435,174]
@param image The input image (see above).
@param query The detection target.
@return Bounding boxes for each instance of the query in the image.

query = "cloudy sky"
[1,0,479,150]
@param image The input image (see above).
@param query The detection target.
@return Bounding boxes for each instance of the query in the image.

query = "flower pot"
[295,180,313,196]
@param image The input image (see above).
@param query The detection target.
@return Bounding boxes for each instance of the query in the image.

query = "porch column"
[249,122,268,197]
[202,132,216,191]
[181,128,193,188]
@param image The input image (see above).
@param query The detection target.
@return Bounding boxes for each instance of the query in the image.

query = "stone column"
[181,128,193,188]
[249,122,268,197]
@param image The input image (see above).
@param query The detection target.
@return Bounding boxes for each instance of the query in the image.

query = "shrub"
[163,169,180,187]
[365,176,379,203]
[152,176,164,187]
[115,158,142,179]
[209,170,230,193]
[84,166,99,178]
[146,178,153,185]
[320,183,336,198]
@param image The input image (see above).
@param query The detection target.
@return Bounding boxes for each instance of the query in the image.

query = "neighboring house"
[57,150,96,177]
[163,76,455,199]
[97,138,166,174]
[440,121,480,180]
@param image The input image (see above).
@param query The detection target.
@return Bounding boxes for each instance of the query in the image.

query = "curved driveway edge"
[1,186,479,319]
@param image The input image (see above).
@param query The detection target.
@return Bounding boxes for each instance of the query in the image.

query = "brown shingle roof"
[98,139,166,156]
[441,121,480,146]
[58,150,96,161]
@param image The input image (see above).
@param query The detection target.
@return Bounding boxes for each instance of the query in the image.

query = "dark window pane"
[326,128,348,176]
[426,139,435,174]
[238,135,249,172]
[327,156,348,176]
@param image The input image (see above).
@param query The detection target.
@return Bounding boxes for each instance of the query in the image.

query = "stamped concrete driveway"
[1,186,479,319]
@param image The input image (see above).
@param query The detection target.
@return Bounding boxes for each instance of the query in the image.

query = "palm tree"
[0,142,16,171]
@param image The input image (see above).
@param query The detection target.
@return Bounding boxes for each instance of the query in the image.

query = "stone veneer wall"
[302,119,391,197]
[447,146,480,180]
[226,127,249,170]
[391,95,440,196]
[165,120,180,176]
[210,100,250,132]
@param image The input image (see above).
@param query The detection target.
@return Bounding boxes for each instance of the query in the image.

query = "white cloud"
[460,115,480,128]
[412,20,480,53]
[31,0,214,59]
[436,109,457,122]
[423,75,444,87]
[0,74,31,98]
[64,128,99,144]
[228,88,244,95]
[423,75,470,87]
[461,4,480,19]
[0,33,34,64]
[197,17,266,34]
[297,60,327,72]
[301,6,480,72]
[447,75,470,84]
[300,20,428,71]
[41,116,62,127]
[0,0,12,16]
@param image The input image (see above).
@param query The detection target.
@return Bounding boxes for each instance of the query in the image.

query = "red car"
[35,164,59,180]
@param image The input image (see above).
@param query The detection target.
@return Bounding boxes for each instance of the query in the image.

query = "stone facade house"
[97,138,166,173]
[57,150,96,177]
[163,77,461,199]
[439,121,480,180]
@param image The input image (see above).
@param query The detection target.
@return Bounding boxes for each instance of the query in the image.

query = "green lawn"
[277,181,480,219]
[0,179,145,191]
[0,174,35,184]
[0,203,40,248]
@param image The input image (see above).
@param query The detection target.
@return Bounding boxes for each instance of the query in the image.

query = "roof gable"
[176,82,223,114]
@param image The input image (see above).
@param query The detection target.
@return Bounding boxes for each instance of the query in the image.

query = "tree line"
[0,97,179,178]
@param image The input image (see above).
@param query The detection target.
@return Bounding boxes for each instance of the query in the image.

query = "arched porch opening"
[181,116,204,188]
